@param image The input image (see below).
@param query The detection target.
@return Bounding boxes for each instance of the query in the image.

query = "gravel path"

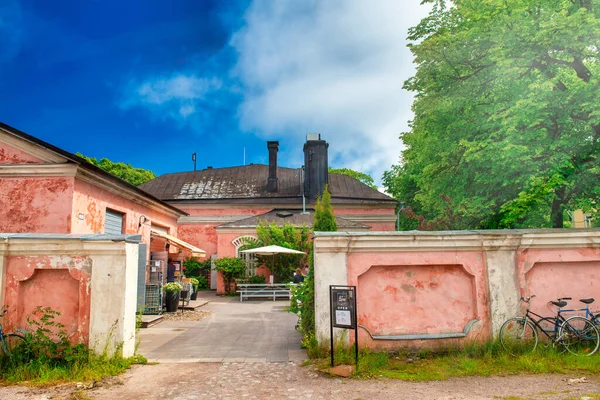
[1,362,599,400]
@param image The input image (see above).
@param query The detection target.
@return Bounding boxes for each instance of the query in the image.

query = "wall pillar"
[484,249,520,336]
[0,241,7,310]
[314,237,349,345]
[89,242,139,357]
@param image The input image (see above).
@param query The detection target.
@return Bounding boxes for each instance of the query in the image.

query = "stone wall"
[313,229,600,350]
[0,234,140,357]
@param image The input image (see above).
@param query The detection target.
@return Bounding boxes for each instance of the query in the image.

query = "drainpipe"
[396,202,405,231]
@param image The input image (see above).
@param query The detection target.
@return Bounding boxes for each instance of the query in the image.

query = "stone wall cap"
[0,233,142,243]
[313,228,600,237]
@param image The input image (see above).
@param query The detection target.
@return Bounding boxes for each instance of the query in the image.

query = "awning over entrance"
[150,228,206,258]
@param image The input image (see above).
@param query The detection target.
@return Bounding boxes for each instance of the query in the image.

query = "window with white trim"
[232,235,259,277]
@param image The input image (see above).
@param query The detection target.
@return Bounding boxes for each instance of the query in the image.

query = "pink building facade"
[0,123,190,261]
[140,137,398,293]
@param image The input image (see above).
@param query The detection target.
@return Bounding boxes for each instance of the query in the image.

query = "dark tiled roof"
[139,164,395,204]
[216,209,370,230]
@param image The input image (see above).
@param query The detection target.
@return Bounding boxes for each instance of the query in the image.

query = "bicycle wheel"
[500,317,539,356]
[0,333,24,356]
[558,316,600,356]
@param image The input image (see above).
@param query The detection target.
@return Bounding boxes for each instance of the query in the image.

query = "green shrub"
[0,306,145,384]
[183,257,211,277]
[248,275,266,284]
[214,257,245,294]
[195,275,209,289]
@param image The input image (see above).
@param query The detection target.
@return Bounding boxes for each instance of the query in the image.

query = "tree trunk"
[550,187,566,228]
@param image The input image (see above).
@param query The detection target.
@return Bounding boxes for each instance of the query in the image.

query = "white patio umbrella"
[240,245,306,256]
[240,245,306,283]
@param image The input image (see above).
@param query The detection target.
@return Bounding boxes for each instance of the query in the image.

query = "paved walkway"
[138,291,307,363]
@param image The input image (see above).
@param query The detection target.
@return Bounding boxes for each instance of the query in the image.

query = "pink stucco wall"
[181,207,272,216]
[178,224,219,257]
[3,255,91,344]
[518,248,600,317]
[72,179,179,256]
[0,141,43,164]
[0,177,74,233]
[364,222,395,231]
[334,207,396,231]
[347,251,489,349]
[334,207,395,215]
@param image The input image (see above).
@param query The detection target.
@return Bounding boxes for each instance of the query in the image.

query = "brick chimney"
[267,141,279,192]
[303,134,328,199]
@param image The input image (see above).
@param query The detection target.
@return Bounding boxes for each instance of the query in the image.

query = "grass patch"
[307,339,600,381]
[0,352,146,385]
[0,306,147,385]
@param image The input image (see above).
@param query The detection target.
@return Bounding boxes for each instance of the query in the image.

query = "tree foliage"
[77,153,156,186]
[244,222,311,282]
[384,0,600,229]
[313,185,338,231]
[328,167,377,189]
[214,257,246,294]
[300,184,339,338]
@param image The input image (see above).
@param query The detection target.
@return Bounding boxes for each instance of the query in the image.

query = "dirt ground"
[1,361,599,400]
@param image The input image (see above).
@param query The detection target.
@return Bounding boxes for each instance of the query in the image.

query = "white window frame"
[232,235,259,277]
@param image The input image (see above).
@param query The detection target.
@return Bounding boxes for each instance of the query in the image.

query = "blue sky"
[0,0,428,187]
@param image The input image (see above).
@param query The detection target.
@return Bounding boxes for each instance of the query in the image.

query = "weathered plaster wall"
[0,235,140,357]
[518,248,600,318]
[178,224,218,256]
[313,230,600,351]
[4,255,91,344]
[180,207,272,216]
[0,177,74,233]
[363,222,395,231]
[72,179,179,258]
[0,141,43,163]
[334,207,396,231]
[88,241,139,357]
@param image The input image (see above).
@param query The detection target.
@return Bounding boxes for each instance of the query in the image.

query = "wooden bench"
[236,283,292,301]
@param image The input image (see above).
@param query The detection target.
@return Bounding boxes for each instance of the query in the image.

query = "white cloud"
[121,74,221,120]
[231,0,429,185]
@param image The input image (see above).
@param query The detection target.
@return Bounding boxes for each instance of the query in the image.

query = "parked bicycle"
[499,295,600,356]
[0,307,25,357]
[572,298,600,325]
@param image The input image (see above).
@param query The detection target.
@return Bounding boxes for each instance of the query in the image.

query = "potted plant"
[189,277,200,300]
[163,282,183,312]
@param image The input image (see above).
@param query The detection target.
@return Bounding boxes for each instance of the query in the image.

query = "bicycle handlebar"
[520,295,536,302]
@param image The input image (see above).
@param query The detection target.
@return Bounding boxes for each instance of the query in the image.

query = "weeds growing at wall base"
[307,339,600,380]
[0,306,146,385]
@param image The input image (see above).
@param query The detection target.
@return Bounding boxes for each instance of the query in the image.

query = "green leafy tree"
[313,184,338,231]
[384,0,600,229]
[214,257,246,294]
[244,223,311,282]
[77,153,156,186]
[298,184,340,338]
[328,167,377,189]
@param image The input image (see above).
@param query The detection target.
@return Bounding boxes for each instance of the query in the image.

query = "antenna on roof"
[243,147,246,166]
[192,153,197,171]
